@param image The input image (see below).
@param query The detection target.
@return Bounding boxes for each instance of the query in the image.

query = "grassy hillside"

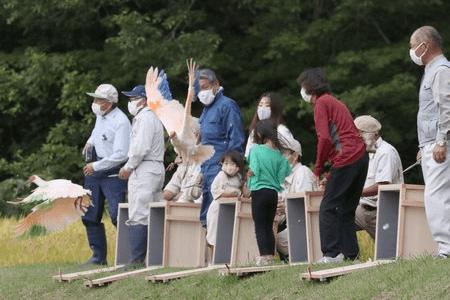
[0,257,449,299]
[1,218,448,299]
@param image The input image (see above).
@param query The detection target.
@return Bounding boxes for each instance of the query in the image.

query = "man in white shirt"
[409,26,450,259]
[354,115,403,239]
[82,83,131,265]
[118,85,165,266]
[276,136,318,259]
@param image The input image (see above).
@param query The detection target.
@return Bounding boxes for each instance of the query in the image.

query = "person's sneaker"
[256,255,274,266]
[316,253,345,264]
[434,253,449,259]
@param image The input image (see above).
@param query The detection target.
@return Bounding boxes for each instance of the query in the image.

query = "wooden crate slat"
[145,265,223,283]
[84,266,162,287]
[52,265,124,283]
[301,260,394,282]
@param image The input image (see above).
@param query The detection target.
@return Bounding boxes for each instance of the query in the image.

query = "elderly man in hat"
[118,85,165,266]
[354,115,403,239]
[197,69,245,227]
[276,136,318,260]
[409,26,450,259]
[82,83,131,265]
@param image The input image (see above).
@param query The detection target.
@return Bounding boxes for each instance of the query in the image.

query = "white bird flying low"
[145,58,215,164]
[9,175,92,237]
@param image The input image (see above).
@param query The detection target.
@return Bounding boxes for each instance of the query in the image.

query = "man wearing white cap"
[276,137,318,259]
[82,83,131,265]
[354,115,403,239]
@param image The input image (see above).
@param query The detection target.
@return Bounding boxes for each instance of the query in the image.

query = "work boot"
[128,224,148,265]
[83,223,107,265]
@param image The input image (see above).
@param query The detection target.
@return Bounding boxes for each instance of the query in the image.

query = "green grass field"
[0,218,116,266]
[1,218,449,299]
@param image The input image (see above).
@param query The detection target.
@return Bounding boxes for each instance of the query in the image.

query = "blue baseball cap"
[121,85,146,98]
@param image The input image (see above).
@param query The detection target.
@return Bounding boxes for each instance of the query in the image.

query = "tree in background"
[1,0,448,215]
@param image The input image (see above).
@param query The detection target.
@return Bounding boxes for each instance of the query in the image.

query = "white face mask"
[300,87,312,103]
[257,106,271,120]
[409,42,426,66]
[361,132,378,153]
[128,101,143,116]
[198,89,215,106]
[222,163,239,177]
[91,103,106,116]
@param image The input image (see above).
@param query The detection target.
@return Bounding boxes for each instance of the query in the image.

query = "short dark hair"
[296,68,331,97]
[198,68,218,84]
[253,119,282,150]
[249,92,285,132]
[221,150,245,177]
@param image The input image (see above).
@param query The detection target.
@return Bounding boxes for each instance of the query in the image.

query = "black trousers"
[319,153,369,259]
[251,188,278,256]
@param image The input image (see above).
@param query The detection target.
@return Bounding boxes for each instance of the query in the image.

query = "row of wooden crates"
[114,184,437,268]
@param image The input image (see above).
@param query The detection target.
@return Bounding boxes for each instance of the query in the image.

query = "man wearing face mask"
[116,84,165,267]
[409,26,450,259]
[297,68,368,263]
[197,69,245,227]
[82,83,131,265]
[353,115,403,239]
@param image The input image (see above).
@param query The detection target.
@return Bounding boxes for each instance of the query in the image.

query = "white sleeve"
[374,151,397,184]
[433,68,450,143]
[211,172,227,200]
[165,165,185,194]
[93,119,131,171]
[244,130,254,158]
[87,117,99,144]
[124,116,153,170]
[293,167,317,192]
[277,124,294,148]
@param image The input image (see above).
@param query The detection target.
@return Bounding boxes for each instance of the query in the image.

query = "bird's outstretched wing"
[170,59,215,164]
[8,178,91,205]
[145,67,186,135]
[15,195,92,237]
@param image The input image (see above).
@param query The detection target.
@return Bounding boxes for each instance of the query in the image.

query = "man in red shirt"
[297,68,368,263]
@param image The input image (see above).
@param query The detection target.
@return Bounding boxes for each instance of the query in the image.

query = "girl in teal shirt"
[247,119,291,266]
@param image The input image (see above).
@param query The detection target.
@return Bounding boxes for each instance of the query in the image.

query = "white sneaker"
[256,255,274,266]
[434,253,449,260]
[316,253,345,264]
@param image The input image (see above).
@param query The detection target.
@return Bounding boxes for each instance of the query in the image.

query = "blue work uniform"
[199,89,245,226]
[83,107,131,264]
